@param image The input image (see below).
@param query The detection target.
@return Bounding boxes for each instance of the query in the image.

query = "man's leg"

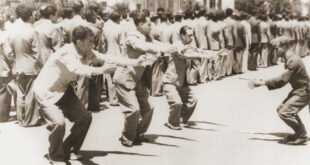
[0,77,12,122]
[58,87,92,157]
[179,86,197,124]
[39,104,66,162]
[198,58,209,83]
[151,59,164,96]
[277,95,308,144]
[136,82,154,138]
[115,84,140,146]
[106,74,118,105]
[163,84,182,130]
[15,75,40,127]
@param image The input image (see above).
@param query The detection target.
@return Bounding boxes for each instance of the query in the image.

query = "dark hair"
[157,7,165,13]
[62,7,73,19]
[179,25,192,36]
[199,9,206,17]
[84,8,96,23]
[175,14,183,22]
[133,13,147,26]
[142,9,150,17]
[183,9,193,20]
[109,11,120,22]
[150,14,158,22]
[160,13,168,22]
[72,26,94,45]
[72,0,84,14]
[40,5,57,19]
[88,2,99,12]
[129,10,139,18]
[225,8,233,17]
[15,4,33,22]
[121,12,128,20]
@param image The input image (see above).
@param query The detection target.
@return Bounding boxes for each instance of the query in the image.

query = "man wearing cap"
[249,36,309,145]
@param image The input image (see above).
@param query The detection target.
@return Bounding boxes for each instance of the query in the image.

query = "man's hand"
[248,79,265,89]
[100,63,117,74]
[135,55,148,66]
[218,49,229,57]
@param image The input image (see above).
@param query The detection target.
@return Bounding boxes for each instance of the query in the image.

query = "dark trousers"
[277,94,308,137]
[15,75,40,127]
[150,58,167,96]
[37,86,92,161]
[163,84,197,127]
[248,43,259,70]
[0,77,12,122]
[88,75,102,111]
[115,82,154,142]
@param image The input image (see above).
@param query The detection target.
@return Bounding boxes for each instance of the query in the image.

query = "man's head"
[72,26,95,56]
[84,8,96,23]
[270,36,292,58]
[72,0,84,15]
[15,4,33,23]
[133,14,151,35]
[109,11,121,24]
[179,25,193,45]
[40,5,58,23]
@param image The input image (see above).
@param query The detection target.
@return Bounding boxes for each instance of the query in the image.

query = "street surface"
[1,62,310,165]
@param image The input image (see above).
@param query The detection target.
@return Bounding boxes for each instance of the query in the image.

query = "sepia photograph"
[0,0,310,164]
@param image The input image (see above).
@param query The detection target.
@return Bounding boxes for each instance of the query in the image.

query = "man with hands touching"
[33,26,146,165]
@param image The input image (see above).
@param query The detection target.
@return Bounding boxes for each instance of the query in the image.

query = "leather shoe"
[182,121,196,127]
[286,136,308,145]
[164,122,182,130]
[69,152,83,160]
[119,136,133,147]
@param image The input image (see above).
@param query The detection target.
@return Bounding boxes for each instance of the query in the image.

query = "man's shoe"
[119,136,133,147]
[49,161,67,165]
[182,121,197,127]
[286,136,308,145]
[69,152,83,160]
[44,154,67,165]
[279,134,296,144]
[164,122,182,130]
[134,135,151,144]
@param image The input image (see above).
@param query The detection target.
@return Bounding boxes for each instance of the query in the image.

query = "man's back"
[8,19,40,75]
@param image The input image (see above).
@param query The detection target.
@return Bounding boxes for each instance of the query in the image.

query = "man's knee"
[277,104,291,119]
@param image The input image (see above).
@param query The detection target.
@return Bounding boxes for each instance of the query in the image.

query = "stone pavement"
[1,63,310,165]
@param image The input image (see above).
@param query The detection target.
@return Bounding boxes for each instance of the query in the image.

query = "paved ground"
[1,63,310,165]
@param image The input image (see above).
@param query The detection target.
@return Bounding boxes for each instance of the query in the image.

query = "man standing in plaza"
[249,36,309,145]
[7,4,41,127]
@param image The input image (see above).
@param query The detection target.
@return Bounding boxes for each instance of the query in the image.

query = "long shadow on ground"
[76,150,158,165]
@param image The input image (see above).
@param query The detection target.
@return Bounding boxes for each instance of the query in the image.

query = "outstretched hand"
[101,63,117,74]
[248,79,265,89]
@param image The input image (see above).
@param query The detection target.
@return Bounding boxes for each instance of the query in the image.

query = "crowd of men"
[1,1,310,164]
